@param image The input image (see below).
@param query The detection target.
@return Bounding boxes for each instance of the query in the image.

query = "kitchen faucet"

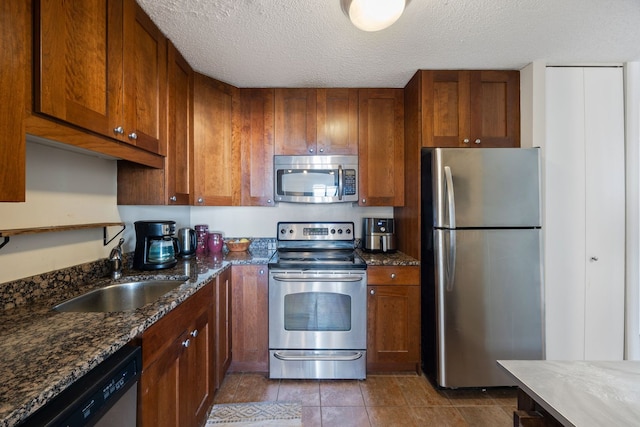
[109,238,125,280]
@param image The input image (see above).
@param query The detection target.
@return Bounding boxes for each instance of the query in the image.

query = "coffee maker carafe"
[134,220,179,270]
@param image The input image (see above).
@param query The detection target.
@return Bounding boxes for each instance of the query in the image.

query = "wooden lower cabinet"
[215,267,232,389]
[230,265,269,372]
[367,265,420,372]
[139,282,214,427]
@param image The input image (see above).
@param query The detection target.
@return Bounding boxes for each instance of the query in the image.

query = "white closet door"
[545,67,587,360]
[544,67,625,360]
[583,67,625,360]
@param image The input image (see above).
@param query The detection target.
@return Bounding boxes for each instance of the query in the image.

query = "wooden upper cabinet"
[193,74,240,206]
[116,41,190,205]
[0,0,28,202]
[122,0,167,154]
[166,41,193,205]
[34,0,167,155]
[35,0,123,140]
[421,70,520,148]
[469,70,520,147]
[275,88,358,155]
[275,88,316,155]
[358,88,404,207]
[240,88,276,206]
[317,88,358,155]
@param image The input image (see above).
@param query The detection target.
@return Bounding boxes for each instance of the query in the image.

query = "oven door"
[268,270,367,379]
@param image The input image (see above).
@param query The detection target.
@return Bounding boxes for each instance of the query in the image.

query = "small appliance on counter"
[133,220,179,270]
[362,218,397,253]
[177,227,196,258]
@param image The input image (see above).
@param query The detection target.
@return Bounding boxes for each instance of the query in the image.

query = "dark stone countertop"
[0,250,272,427]
[0,247,416,426]
[356,249,420,266]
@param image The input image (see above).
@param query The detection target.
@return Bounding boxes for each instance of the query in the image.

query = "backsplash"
[0,258,113,311]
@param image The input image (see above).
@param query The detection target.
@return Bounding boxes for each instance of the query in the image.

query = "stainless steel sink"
[53,279,186,312]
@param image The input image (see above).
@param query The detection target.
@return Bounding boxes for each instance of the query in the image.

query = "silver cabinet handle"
[474,138,481,144]
[319,148,324,153]
[308,147,314,153]
[267,199,272,204]
[361,198,366,204]
[259,269,265,275]
[390,273,396,279]
[128,132,138,140]
[197,197,204,204]
[169,196,177,202]
[370,289,375,295]
[113,126,124,135]
[190,329,198,338]
[182,339,190,348]
[463,138,469,144]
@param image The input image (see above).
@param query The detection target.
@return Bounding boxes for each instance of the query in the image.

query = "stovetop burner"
[268,222,367,270]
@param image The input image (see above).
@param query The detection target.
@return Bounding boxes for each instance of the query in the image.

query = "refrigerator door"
[434,228,543,388]
[432,148,541,228]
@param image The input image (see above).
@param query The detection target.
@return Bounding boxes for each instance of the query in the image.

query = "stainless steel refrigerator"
[421,147,544,388]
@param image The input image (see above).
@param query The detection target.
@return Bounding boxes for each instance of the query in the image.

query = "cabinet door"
[193,74,240,205]
[181,308,214,427]
[421,70,470,148]
[275,88,317,155]
[167,41,193,205]
[215,267,232,389]
[122,0,167,154]
[35,0,123,139]
[230,265,269,371]
[139,332,185,427]
[468,70,520,147]
[358,88,404,206]
[317,88,358,155]
[240,88,275,206]
[0,0,27,202]
[367,285,420,372]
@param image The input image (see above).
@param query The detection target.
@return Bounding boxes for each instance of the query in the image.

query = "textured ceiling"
[137,0,640,88]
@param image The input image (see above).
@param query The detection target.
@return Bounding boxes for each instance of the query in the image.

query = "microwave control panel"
[344,170,357,195]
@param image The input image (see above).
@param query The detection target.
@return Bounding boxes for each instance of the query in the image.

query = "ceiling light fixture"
[341,0,406,32]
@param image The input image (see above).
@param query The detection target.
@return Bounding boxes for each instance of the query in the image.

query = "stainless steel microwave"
[274,155,358,203]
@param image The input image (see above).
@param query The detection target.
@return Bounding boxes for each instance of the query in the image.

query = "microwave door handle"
[338,165,343,200]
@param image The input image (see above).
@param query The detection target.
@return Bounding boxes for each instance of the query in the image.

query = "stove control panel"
[277,222,354,241]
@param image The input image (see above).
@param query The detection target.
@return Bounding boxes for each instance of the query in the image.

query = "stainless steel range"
[268,221,367,380]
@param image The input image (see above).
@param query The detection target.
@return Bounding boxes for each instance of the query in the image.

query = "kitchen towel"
[205,401,302,426]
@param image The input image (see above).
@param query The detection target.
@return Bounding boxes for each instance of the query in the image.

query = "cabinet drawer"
[142,282,213,367]
[367,266,419,285]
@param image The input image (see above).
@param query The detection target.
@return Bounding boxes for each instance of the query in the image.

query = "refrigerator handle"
[444,166,456,291]
[444,166,456,229]
[446,230,456,291]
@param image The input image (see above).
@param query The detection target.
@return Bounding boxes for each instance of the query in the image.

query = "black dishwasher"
[20,345,141,427]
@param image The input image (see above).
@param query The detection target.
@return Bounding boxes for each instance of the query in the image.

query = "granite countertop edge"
[0,248,417,426]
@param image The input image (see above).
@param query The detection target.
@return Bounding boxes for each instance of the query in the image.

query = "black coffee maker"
[133,220,179,270]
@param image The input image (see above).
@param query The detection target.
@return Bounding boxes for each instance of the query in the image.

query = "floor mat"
[205,401,302,426]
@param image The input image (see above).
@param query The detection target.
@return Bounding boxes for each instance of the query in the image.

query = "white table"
[498,360,640,426]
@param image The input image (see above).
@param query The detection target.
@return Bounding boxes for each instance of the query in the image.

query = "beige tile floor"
[213,372,517,426]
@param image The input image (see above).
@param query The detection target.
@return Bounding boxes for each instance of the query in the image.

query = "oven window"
[284,292,351,331]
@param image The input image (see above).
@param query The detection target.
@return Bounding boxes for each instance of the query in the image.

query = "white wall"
[0,139,122,283]
[625,62,640,360]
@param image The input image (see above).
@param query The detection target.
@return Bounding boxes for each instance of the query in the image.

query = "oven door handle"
[273,351,364,361]
[271,275,364,282]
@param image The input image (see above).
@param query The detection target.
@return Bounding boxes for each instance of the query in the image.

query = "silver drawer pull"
[273,351,363,361]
